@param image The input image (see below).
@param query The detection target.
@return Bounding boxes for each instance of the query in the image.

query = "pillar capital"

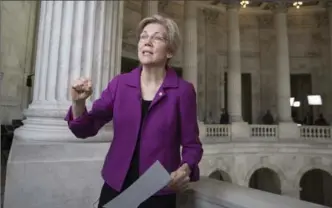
[326,0,332,7]
[226,2,240,10]
[141,0,158,18]
[268,2,288,13]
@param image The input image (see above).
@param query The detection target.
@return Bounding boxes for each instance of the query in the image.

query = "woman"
[65,14,203,208]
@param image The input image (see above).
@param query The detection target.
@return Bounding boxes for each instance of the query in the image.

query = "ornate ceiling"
[208,0,326,13]
[178,0,328,14]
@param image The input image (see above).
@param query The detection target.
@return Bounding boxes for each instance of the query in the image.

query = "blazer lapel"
[149,67,179,110]
[123,66,179,111]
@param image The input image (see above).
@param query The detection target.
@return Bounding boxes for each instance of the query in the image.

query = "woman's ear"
[166,52,173,59]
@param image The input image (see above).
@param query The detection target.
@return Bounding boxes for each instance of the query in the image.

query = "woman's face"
[138,23,172,66]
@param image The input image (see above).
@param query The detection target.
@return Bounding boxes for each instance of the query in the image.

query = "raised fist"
[71,77,93,102]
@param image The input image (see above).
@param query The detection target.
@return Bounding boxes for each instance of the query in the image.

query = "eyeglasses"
[139,34,167,43]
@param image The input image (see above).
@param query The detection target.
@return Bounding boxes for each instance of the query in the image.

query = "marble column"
[329,2,332,62]
[183,1,198,91]
[227,4,243,122]
[14,1,124,141]
[328,2,332,90]
[274,4,292,122]
[141,0,158,17]
[273,3,299,140]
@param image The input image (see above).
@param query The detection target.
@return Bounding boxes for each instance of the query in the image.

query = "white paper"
[103,160,171,208]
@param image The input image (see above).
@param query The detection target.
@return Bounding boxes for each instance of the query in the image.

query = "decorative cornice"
[267,2,288,13]
[225,1,240,10]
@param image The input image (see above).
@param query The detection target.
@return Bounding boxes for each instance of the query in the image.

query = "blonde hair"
[137,14,181,55]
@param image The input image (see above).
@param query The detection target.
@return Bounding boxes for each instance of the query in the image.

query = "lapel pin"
[159,92,163,96]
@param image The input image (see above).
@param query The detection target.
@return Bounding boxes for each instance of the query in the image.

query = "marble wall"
[0,1,38,124]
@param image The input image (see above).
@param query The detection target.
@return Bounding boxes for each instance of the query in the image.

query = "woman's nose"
[144,40,153,47]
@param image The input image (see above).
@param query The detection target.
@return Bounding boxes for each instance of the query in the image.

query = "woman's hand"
[71,77,93,103]
[71,78,92,119]
[168,163,191,192]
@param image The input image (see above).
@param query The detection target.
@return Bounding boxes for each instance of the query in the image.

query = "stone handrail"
[178,177,328,208]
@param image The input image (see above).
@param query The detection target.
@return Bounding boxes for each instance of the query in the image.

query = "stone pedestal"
[231,122,250,140]
[4,2,124,208]
[4,141,108,208]
[278,122,300,140]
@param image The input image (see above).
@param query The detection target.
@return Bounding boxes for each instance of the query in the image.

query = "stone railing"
[177,177,328,208]
[202,124,332,142]
[205,124,231,137]
[300,126,332,140]
[250,124,278,138]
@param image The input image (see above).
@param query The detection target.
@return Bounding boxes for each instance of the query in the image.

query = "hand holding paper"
[103,161,171,208]
[168,163,191,192]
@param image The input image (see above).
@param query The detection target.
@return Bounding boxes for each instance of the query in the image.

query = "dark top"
[98,100,176,208]
[123,99,151,189]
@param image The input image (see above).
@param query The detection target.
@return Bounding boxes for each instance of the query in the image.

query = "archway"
[209,170,232,183]
[300,169,332,207]
[249,168,281,194]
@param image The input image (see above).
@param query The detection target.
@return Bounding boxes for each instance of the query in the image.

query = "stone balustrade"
[203,124,332,142]
[177,177,328,208]
[300,126,332,140]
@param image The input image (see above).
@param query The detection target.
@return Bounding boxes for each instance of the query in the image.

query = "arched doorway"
[300,169,332,207]
[249,168,281,194]
[209,170,232,182]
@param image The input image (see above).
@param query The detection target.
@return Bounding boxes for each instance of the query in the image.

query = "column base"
[4,139,108,208]
[278,122,300,140]
[16,103,113,142]
[231,122,250,140]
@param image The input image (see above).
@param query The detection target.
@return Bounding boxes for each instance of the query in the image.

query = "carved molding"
[203,9,219,24]
[158,0,169,11]
[287,14,328,28]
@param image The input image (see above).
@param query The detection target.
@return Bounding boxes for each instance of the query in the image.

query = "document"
[103,160,171,208]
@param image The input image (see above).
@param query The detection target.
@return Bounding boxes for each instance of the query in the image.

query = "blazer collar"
[125,66,179,89]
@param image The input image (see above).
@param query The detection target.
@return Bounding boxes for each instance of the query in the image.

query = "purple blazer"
[65,67,203,195]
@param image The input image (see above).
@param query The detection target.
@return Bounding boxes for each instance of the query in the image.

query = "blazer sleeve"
[64,76,120,138]
[179,83,204,182]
